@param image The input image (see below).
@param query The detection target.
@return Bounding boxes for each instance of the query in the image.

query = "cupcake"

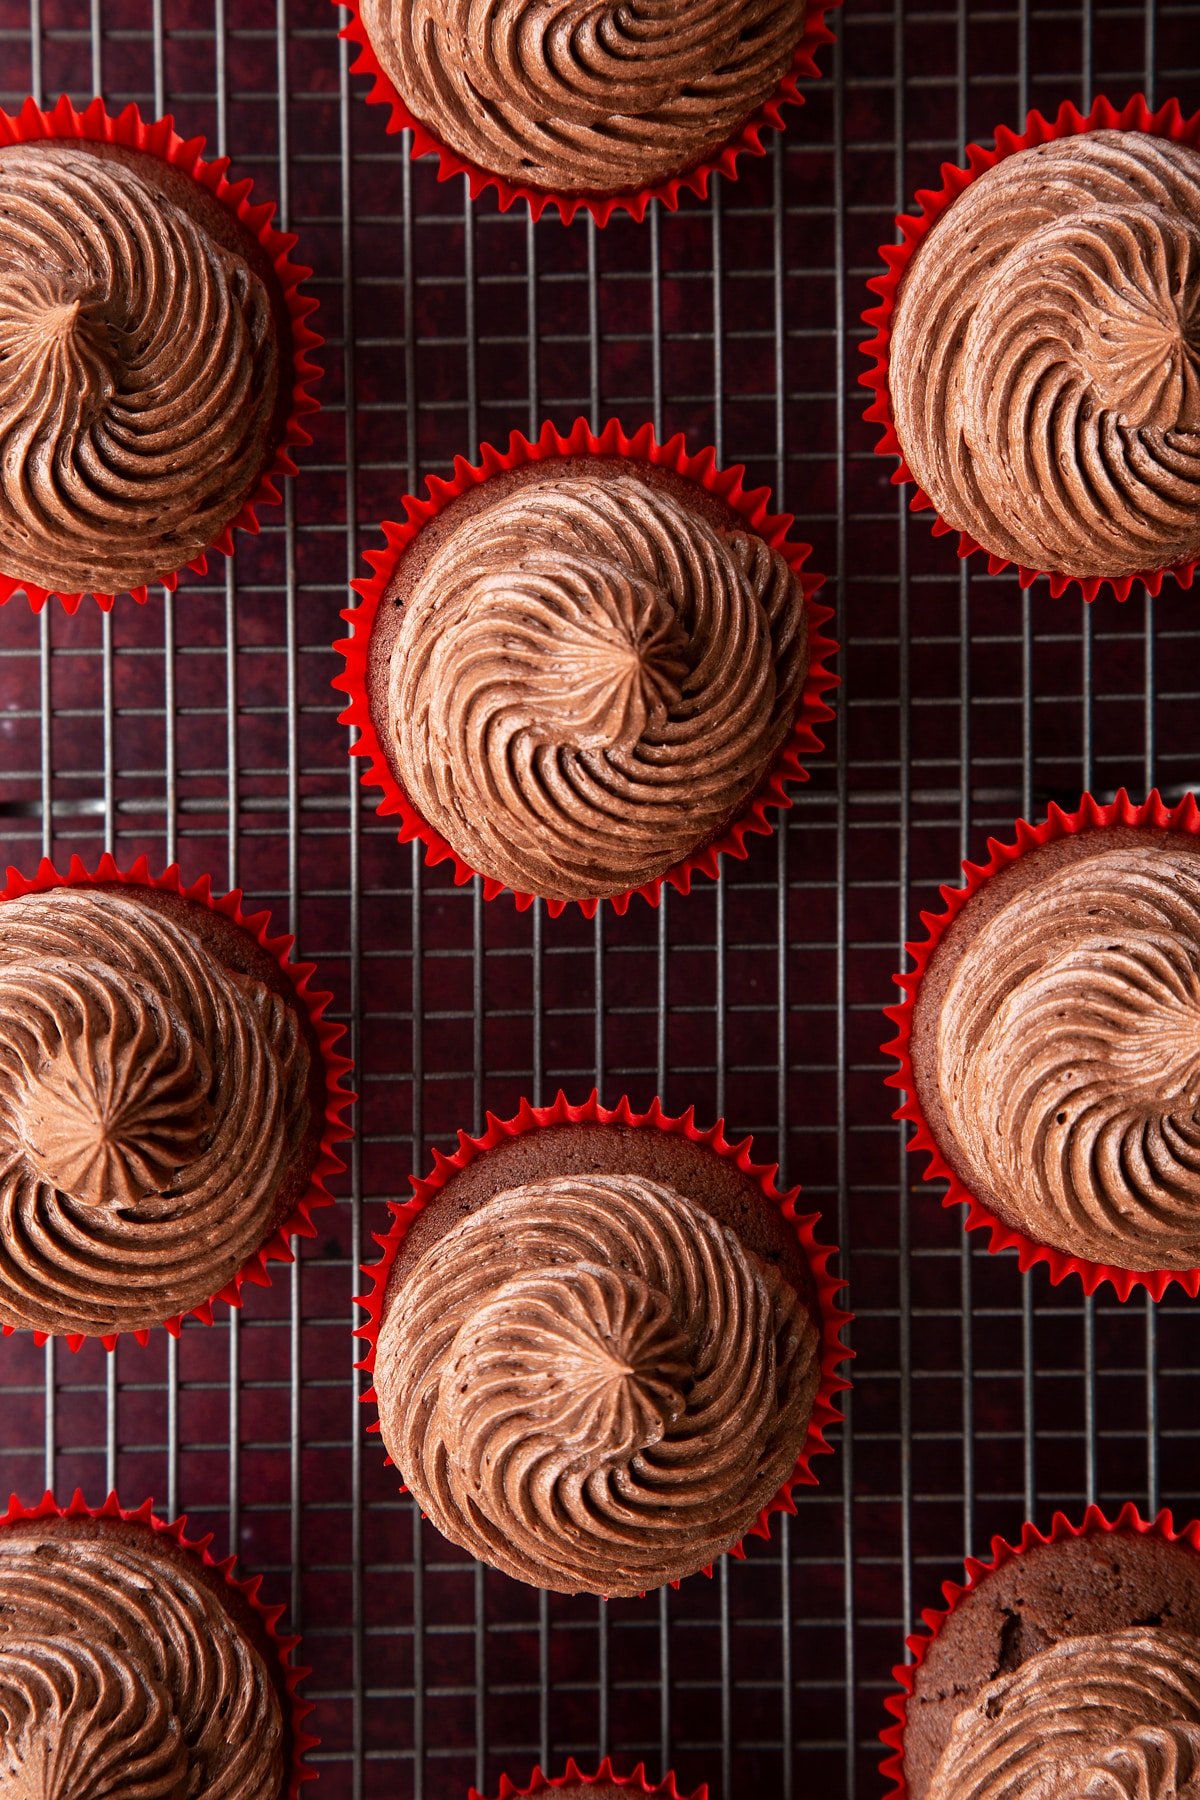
[360,1095,849,1599]
[473,1760,706,1800]
[0,103,315,609]
[0,1495,306,1797]
[0,869,339,1341]
[345,0,832,221]
[872,102,1200,592]
[889,1510,1200,1800]
[336,422,834,913]
[895,796,1200,1291]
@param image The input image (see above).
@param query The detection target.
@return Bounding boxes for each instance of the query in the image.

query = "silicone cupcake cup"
[0,94,322,615]
[0,1487,316,1795]
[473,1757,707,1800]
[356,1090,852,1586]
[883,786,1200,1303]
[0,852,355,1352]
[880,1501,1200,1799]
[336,0,839,226]
[860,92,1200,602]
[333,415,837,918]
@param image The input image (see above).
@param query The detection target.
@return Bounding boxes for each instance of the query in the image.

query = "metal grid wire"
[0,0,1197,1795]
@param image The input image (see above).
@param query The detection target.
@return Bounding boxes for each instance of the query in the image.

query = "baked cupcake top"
[928,1629,1200,1799]
[358,0,809,195]
[0,1514,287,1798]
[0,139,286,595]
[368,457,808,903]
[490,1787,634,1800]
[889,130,1200,580]
[910,829,1200,1273]
[373,1123,822,1597]
[0,883,320,1337]
[496,1788,660,1800]
[905,1530,1200,1800]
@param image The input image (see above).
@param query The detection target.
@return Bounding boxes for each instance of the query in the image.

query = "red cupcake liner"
[880,1501,1200,1799]
[0,852,355,1351]
[882,786,1200,1303]
[332,416,837,918]
[0,1487,316,1795]
[335,0,839,227]
[355,1090,853,1588]
[471,1757,707,1800]
[859,92,1200,603]
[0,94,322,615]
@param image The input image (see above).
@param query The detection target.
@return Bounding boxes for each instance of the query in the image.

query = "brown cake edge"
[903,1526,1200,1799]
[383,1118,819,1320]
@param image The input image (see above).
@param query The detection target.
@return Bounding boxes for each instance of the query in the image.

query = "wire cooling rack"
[0,1,1198,1796]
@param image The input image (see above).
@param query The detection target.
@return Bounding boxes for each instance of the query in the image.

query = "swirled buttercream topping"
[359,0,809,193]
[0,886,312,1336]
[927,1628,1200,1800]
[0,142,280,594]
[374,1171,821,1596]
[932,841,1200,1272]
[0,1520,285,1800]
[889,131,1200,578]
[384,470,808,901]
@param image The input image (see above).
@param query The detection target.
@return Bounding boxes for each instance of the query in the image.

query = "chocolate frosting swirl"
[359,0,809,193]
[384,469,808,901]
[931,841,1200,1272]
[0,1520,285,1799]
[927,1628,1200,1800]
[0,887,312,1336]
[0,142,280,594]
[890,131,1200,579]
[374,1171,821,1596]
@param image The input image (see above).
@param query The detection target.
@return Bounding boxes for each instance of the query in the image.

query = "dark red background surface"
[0,3,1197,1796]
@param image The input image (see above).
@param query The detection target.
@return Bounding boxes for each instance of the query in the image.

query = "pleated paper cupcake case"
[472,1757,708,1800]
[859,92,1200,603]
[0,852,355,1352]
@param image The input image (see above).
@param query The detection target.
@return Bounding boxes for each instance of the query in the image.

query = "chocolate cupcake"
[908,824,1200,1276]
[0,1509,292,1796]
[887,127,1200,582]
[355,0,811,198]
[0,134,291,599]
[0,880,326,1338]
[369,1114,828,1598]
[361,454,811,905]
[901,1523,1200,1800]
